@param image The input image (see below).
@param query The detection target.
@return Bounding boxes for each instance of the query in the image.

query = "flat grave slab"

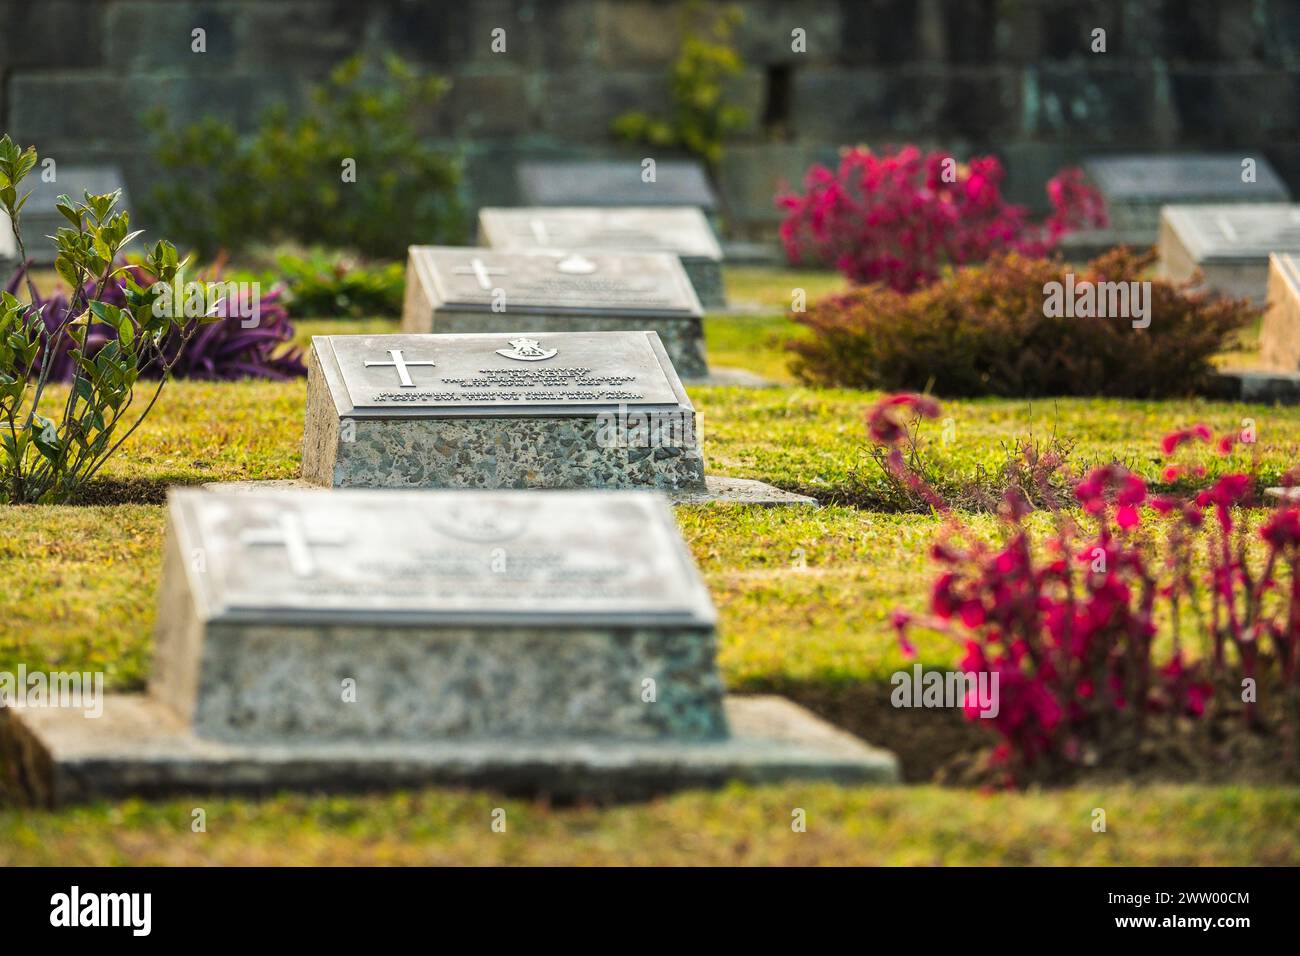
[516,159,718,211]
[1085,153,1289,238]
[0,487,891,804]
[1158,204,1300,300]
[302,330,707,492]
[1260,253,1300,371]
[478,206,727,308]
[401,245,709,378]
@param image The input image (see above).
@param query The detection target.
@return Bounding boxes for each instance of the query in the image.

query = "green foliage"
[231,247,405,319]
[789,249,1258,399]
[0,134,200,504]
[611,3,748,170]
[145,54,464,259]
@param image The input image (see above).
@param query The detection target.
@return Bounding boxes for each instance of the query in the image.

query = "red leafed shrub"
[789,248,1257,398]
[777,146,1106,292]
[874,394,1300,786]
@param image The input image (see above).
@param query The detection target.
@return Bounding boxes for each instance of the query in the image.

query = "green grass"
[2,783,1294,865]
[2,265,1296,864]
[722,265,850,312]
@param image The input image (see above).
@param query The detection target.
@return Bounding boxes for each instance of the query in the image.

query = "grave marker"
[0,165,136,265]
[1260,253,1300,371]
[478,206,727,308]
[302,330,707,491]
[401,246,709,378]
[0,487,898,802]
[516,159,719,212]
[1158,204,1300,300]
[1085,154,1290,238]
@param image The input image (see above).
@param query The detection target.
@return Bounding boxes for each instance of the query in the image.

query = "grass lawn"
[1,266,1297,864]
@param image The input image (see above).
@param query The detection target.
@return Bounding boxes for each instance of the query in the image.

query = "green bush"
[788,249,1257,399]
[228,247,404,319]
[611,2,748,172]
[145,54,464,259]
[0,136,199,504]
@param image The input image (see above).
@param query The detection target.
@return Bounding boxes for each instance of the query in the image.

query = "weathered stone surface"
[1158,204,1300,300]
[1085,154,1290,236]
[5,1,1300,240]
[401,246,709,377]
[1260,254,1300,370]
[478,207,726,308]
[0,695,899,805]
[517,159,718,210]
[149,487,723,744]
[205,475,820,507]
[302,331,707,491]
[0,486,887,805]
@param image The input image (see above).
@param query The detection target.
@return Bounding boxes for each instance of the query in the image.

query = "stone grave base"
[1056,227,1158,260]
[1,695,898,806]
[203,476,818,507]
[1208,368,1300,404]
[682,258,725,310]
[684,366,776,388]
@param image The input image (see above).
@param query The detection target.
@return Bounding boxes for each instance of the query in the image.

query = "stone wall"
[2,0,1297,238]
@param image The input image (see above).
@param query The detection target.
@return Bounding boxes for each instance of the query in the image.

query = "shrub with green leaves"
[611,2,748,172]
[145,54,464,259]
[230,247,405,319]
[0,135,202,505]
[789,249,1257,399]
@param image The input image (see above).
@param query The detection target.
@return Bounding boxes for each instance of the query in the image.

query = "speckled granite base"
[301,353,707,492]
[206,476,818,507]
[409,310,710,381]
[157,622,727,745]
[1,695,899,805]
[683,257,726,309]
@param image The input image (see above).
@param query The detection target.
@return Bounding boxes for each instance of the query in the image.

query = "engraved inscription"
[331,332,680,409]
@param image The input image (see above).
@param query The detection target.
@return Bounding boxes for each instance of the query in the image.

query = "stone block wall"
[1,0,1296,238]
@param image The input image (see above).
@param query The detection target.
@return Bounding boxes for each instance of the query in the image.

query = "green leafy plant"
[0,135,203,504]
[145,54,464,259]
[611,2,748,172]
[229,247,405,319]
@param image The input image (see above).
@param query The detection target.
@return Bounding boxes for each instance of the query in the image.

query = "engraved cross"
[364,348,437,387]
[453,257,510,290]
[239,512,348,578]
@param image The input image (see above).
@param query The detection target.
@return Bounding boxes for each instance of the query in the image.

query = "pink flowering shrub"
[873,394,1300,785]
[778,146,1107,292]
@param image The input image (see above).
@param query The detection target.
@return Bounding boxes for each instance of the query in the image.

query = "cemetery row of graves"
[1,136,1300,863]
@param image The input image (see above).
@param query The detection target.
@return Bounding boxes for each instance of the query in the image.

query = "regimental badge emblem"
[428,503,526,544]
[556,253,597,275]
[495,337,558,361]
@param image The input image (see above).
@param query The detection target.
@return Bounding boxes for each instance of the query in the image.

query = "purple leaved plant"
[5,262,306,382]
